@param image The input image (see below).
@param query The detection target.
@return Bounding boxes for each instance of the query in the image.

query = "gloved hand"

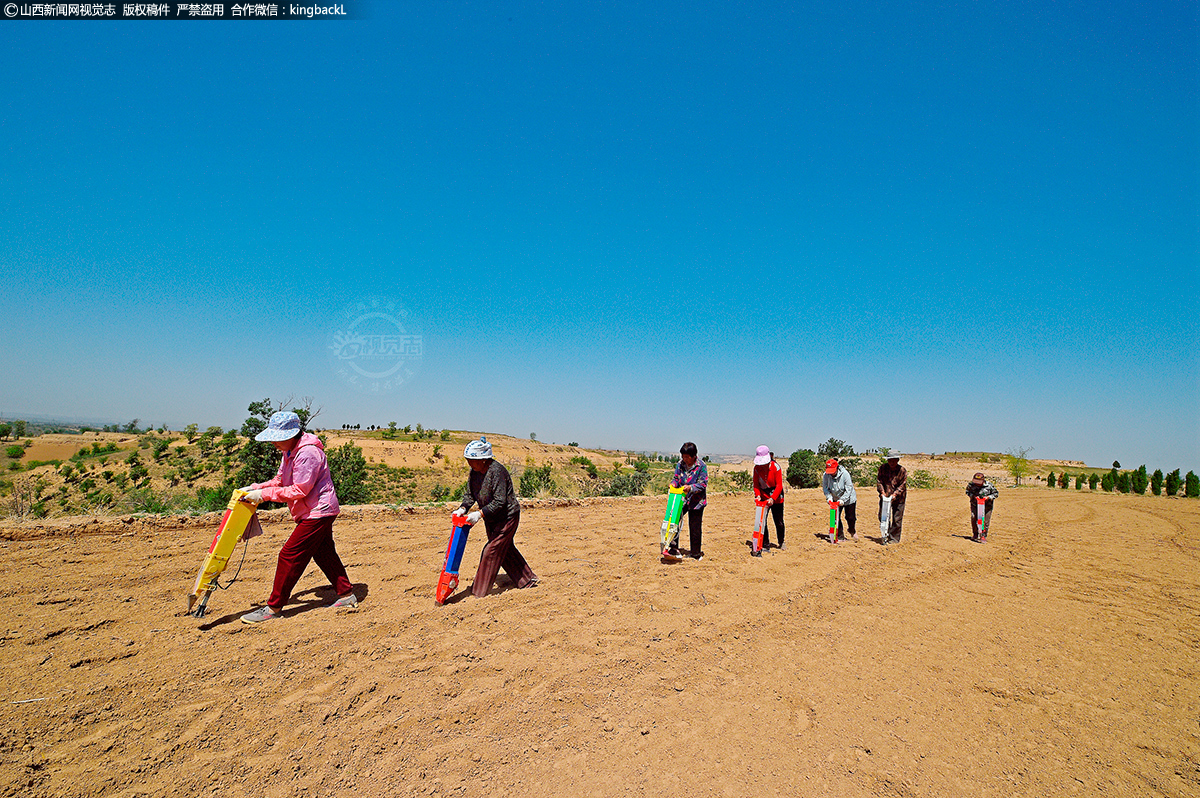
[241,489,264,504]
[452,507,467,518]
[238,486,254,493]
[466,511,482,525]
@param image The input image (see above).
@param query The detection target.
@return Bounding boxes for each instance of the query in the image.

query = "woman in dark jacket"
[454,437,538,597]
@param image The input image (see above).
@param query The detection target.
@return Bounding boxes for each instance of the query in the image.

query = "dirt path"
[1,489,1196,797]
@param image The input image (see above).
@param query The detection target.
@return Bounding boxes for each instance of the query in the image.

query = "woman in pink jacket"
[239,411,357,623]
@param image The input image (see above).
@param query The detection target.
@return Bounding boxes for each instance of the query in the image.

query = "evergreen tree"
[1075,473,1084,490]
[1059,471,1069,488]
[1150,469,1163,496]
[1088,473,1099,490]
[1101,471,1114,492]
[1131,465,1148,495]
[1187,471,1200,499]
[1116,472,1131,493]
[1165,469,1182,497]
[1046,470,1055,488]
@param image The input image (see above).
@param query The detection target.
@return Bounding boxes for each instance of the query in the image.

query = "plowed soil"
[1,488,1197,798]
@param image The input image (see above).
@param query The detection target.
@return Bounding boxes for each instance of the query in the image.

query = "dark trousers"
[268,515,352,610]
[970,499,994,538]
[763,502,785,547]
[837,502,857,539]
[473,510,537,597]
[670,505,705,554]
[880,498,905,542]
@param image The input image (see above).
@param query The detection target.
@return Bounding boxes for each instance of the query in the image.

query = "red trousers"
[268,515,353,610]
[472,510,536,598]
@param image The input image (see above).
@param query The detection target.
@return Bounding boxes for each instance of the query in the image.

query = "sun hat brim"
[255,426,301,442]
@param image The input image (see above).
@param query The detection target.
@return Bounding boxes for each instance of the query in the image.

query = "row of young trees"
[1045,464,1199,497]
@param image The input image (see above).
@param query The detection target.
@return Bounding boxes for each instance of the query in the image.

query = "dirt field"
[1,488,1197,798]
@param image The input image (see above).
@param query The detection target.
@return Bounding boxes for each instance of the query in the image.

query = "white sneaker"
[331,593,358,609]
[241,606,280,624]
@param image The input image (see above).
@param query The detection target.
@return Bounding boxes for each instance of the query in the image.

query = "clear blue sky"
[2,1,1197,470]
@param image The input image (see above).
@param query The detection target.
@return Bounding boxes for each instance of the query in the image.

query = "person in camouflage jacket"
[965,472,999,541]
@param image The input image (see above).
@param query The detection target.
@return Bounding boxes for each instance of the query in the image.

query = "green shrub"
[910,470,936,489]
[5,445,24,459]
[729,471,752,491]
[1151,469,1163,496]
[1116,472,1131,493]
[1101,472,1114,492]
[519,464,556,496]
[195,487,231,512]
[1059,472,1069,489]
[570,456,599,479]
[1075,474,1084,490]
[603,471,650,497]
[1187,471,1199,498]
[1046,470,1055,487]
[328,442,371,504]
[1165,469,1182,496]
[786,449,821,488]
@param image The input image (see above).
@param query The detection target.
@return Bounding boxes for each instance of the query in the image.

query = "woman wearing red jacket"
[752,445,786,551]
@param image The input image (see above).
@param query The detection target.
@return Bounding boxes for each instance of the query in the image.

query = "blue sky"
[1,1,1196,470]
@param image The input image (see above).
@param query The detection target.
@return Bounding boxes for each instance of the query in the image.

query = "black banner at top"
[1,2,365,19]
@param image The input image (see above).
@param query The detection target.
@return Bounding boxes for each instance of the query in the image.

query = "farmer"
[239,411,356,624]
[876,454,907,545]
[822,458,858,541]
[752,445,786,551]
[670,442,708,560]
[453,437,538,597]
[965,472,999,541]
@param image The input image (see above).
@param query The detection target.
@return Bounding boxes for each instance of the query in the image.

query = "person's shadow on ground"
[442,574,537,604]
[195,583,370,630]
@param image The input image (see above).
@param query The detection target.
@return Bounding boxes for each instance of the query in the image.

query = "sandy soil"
[1,488,1197,798]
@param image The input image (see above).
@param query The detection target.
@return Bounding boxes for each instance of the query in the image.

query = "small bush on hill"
[519,464,555,496]
[603,472,650,497]
[328,442,371,504]
[910,470,936,489]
